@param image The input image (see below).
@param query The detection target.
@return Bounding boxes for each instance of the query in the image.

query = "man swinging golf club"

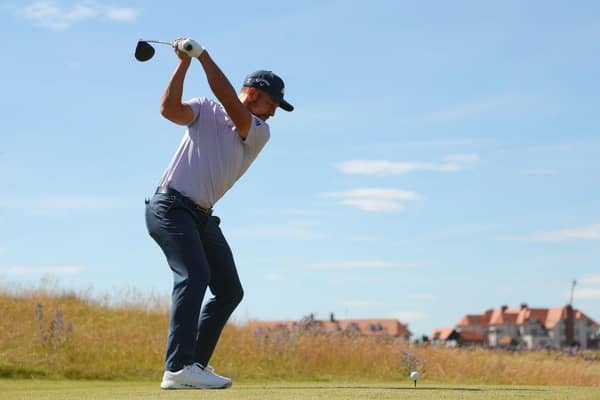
[145,37,293,389]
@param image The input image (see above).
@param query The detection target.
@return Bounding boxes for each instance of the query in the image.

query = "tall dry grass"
[1,283,599,385]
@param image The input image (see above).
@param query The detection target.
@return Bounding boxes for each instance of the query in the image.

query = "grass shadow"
[265,385,548,392]
[266,386,480,391]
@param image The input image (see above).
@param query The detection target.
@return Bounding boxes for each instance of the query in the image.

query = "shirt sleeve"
[243,115,271,153]
[183,97,207,125]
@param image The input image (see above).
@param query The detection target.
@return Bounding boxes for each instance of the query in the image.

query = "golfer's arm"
[160,60,194,126]
[198,51,251,138]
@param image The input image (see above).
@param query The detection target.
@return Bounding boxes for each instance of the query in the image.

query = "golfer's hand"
[173,38,192,63]
[174,37,205,60]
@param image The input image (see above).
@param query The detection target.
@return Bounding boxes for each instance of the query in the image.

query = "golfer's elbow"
[159,102,172,119]
[159,99,176,119]
[160,102,193,126]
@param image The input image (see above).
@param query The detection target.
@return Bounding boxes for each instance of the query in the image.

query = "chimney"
[329,312,336,322]
[565,305,575,346]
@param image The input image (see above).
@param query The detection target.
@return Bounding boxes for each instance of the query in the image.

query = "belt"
[155,186,213,216]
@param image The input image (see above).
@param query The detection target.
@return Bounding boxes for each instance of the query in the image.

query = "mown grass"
[1,281,599,386]
[2,381,600,400]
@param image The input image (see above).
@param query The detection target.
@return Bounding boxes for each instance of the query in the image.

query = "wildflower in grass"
[33,303,73,350]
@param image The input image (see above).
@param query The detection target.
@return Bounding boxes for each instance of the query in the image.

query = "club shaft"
[141,39,173,46]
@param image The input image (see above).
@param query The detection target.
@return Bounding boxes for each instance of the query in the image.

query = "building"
[248,313,412,340]
[430,327,484,347]
[434,304,600,349]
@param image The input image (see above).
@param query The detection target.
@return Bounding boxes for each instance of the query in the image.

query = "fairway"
[1,380,599,400]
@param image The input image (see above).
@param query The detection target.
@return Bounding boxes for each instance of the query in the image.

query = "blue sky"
[1,1,599,337]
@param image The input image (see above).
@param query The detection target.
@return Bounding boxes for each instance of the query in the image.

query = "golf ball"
[410,371,420,381]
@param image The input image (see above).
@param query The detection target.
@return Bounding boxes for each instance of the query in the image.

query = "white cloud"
[526,224,600,242]
[306,260,416,269]
[265,273,286,282]
[335,154,479,176]
[580,275,600,285]
[441,154,480,163]
[572,276,600,300]
[104,6,138,21]
[575,289,600,299]
[18,1,139,30]
[341,198,404,212]
[321,188,422,212]
[389,311,428,323]
[0,266,83,276]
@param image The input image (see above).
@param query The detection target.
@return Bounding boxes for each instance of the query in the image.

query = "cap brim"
[279,99,294,112]
[254,86,294,111]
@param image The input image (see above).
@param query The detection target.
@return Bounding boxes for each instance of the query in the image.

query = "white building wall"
[487,324,519,347]
[522,335,552,349]
[463,315,598,349]
[575,320,598,349]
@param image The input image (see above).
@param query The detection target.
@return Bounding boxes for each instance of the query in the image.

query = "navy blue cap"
[243,70,293,112]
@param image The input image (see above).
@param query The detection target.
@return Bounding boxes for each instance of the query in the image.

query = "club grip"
[178,39,204,58]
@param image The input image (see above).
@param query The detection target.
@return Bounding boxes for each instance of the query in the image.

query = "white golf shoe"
[160,363,232,389]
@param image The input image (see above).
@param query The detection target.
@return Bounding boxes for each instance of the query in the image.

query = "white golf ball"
[410,371,420,381]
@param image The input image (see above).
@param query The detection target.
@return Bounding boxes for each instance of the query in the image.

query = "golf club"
[135,39,197,62]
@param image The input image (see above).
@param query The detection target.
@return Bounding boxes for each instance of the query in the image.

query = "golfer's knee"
[222,286,243,309]
[232,286,244,305]
[174,270,210,294]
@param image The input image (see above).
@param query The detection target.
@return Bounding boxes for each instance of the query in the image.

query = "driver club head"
[135,40,155,62]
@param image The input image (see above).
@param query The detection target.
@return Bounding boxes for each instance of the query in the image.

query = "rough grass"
[1,281,599,386]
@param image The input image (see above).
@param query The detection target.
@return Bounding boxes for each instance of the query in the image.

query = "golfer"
[145,37,293,390]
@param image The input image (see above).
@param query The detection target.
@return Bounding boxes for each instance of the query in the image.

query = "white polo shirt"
[158,97,270,209]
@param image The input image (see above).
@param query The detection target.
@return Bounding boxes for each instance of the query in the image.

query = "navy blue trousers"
[145,192,243,371]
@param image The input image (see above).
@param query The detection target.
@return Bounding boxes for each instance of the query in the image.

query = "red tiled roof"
[430,327,455,340]
[456,305,599,330]
[516,308,548,325]
[336,319,411,337]
[489,308,520,325]
[456,309,494,328]
[457,315,484,327]
[575,310,599,327]
[545,308,564,329]
[459,331,484,342]
[248,318,411,338]
[544,307,600,329]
